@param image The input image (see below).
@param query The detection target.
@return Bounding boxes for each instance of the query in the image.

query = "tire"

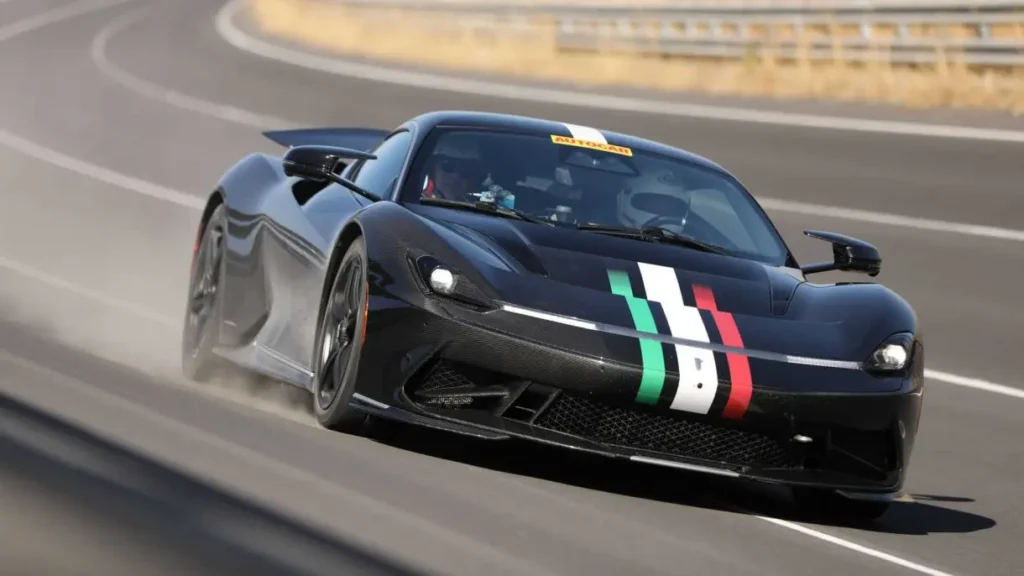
[791,487,891,522]
[311,236,372,433]
[181,203,229,382]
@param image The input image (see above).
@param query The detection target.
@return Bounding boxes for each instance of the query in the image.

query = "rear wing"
[263,127,390,151]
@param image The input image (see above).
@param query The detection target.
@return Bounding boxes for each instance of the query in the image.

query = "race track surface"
[0,1,1021,574]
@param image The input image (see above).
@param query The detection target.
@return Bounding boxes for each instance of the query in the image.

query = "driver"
[616,168,690,230]
[421,133,488,202]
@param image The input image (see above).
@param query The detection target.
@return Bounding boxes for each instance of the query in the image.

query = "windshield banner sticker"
[551,135,633,157]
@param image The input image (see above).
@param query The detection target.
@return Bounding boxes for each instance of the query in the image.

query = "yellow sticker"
[550,135,633,157]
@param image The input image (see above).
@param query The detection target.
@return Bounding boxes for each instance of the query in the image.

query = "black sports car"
[182,110,923,520]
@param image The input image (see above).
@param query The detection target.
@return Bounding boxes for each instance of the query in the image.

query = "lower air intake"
[533,393,793,468]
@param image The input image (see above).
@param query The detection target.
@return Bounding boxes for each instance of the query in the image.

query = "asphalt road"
[0,0,1021,575]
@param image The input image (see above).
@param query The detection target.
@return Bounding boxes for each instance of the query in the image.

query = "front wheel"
[182,204,229,381]
[311,236,372,433]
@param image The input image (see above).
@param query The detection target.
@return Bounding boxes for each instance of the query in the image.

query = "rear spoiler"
[262,127,390,152]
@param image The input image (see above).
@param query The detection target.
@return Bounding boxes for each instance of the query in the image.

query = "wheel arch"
[316,220,367,336]
[318,200,421,311]
[190,189,226,270]
[313,201,427,362]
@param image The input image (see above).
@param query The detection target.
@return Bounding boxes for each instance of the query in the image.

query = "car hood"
[417,206,796,313]
[413,206,899,362]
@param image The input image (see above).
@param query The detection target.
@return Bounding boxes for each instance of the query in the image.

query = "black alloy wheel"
[182,204,228,381]
[312,236,371,432]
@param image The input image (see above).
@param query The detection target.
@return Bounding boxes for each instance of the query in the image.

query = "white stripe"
[754,516,957,576]
[637,263,718,414]
[0,128,204,210]
[630,455,740,477]
[562,123,606,143]
[925,369,1024,399]
[91,7,299,130]
[499,304,598,331]
[351,393,390,410]
[0,0,134,43]
[758,197,1024,243]
[0,0,205,212]
[0,255,178,328]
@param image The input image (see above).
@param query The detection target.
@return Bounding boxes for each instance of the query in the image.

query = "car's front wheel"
[182,204,229,382]
[311,236,372,433]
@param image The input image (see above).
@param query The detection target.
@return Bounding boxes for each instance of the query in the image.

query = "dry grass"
[249,0,1024,113]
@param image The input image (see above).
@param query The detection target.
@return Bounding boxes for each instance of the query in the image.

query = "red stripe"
[692,284,752,419]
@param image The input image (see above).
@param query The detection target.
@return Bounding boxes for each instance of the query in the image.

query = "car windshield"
[402,127,791,265]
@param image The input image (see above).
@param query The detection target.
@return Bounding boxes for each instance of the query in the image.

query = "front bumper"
[354,297,923,494]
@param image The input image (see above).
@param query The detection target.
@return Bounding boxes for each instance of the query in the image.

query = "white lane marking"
[563,123,606,143]
[91,6,300,130]
[215,0,1024,145]
[214,0,1024,245]
[637,262,718,414]
[0,0,132,42]
[0,255,179,328]
[0,0,206,210]
[755,516,958,576]
[0,129,204,210]
[925,369,1024,399]
[758,197,1024,243]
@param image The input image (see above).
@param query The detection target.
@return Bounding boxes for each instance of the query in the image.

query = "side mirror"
[281,145,380,201]
[800,230,881,277]
[283,145,348,181]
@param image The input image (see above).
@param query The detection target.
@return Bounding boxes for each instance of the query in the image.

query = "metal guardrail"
[336,0,1024,66]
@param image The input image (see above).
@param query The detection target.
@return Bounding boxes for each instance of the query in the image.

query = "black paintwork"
[188,110,924,497]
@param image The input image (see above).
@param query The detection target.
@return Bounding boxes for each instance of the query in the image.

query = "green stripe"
[607,269,664,405]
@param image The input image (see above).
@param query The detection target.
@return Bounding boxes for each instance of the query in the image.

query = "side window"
[350,131,414,199]
[688,188,758,252]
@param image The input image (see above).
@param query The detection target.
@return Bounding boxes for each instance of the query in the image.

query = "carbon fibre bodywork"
[187,110,924,499]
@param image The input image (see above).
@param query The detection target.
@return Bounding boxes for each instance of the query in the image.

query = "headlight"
[865,333,914,373]
[870,343,909,371]
[410,254,493,309]
[429,267,457,295]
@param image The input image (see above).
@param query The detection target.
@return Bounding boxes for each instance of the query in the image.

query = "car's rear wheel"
[182,204,229,381]
[791,487,891,522]
[311,236,372,432]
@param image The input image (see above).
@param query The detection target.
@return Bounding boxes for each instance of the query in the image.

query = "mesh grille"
[420,362,472,392]
[415,363,475,408]
[533,394,793,468]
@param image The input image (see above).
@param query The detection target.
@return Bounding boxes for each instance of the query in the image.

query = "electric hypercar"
[182,110,924,520]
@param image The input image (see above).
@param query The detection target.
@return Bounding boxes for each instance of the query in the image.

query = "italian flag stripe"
[607,269,665,405]
[692,284,752,419]
[637,263,719,415]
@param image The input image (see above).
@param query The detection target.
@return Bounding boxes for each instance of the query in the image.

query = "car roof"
[406,110,731,176]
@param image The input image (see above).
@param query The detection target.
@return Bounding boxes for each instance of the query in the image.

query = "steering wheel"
[643,213,738,252]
